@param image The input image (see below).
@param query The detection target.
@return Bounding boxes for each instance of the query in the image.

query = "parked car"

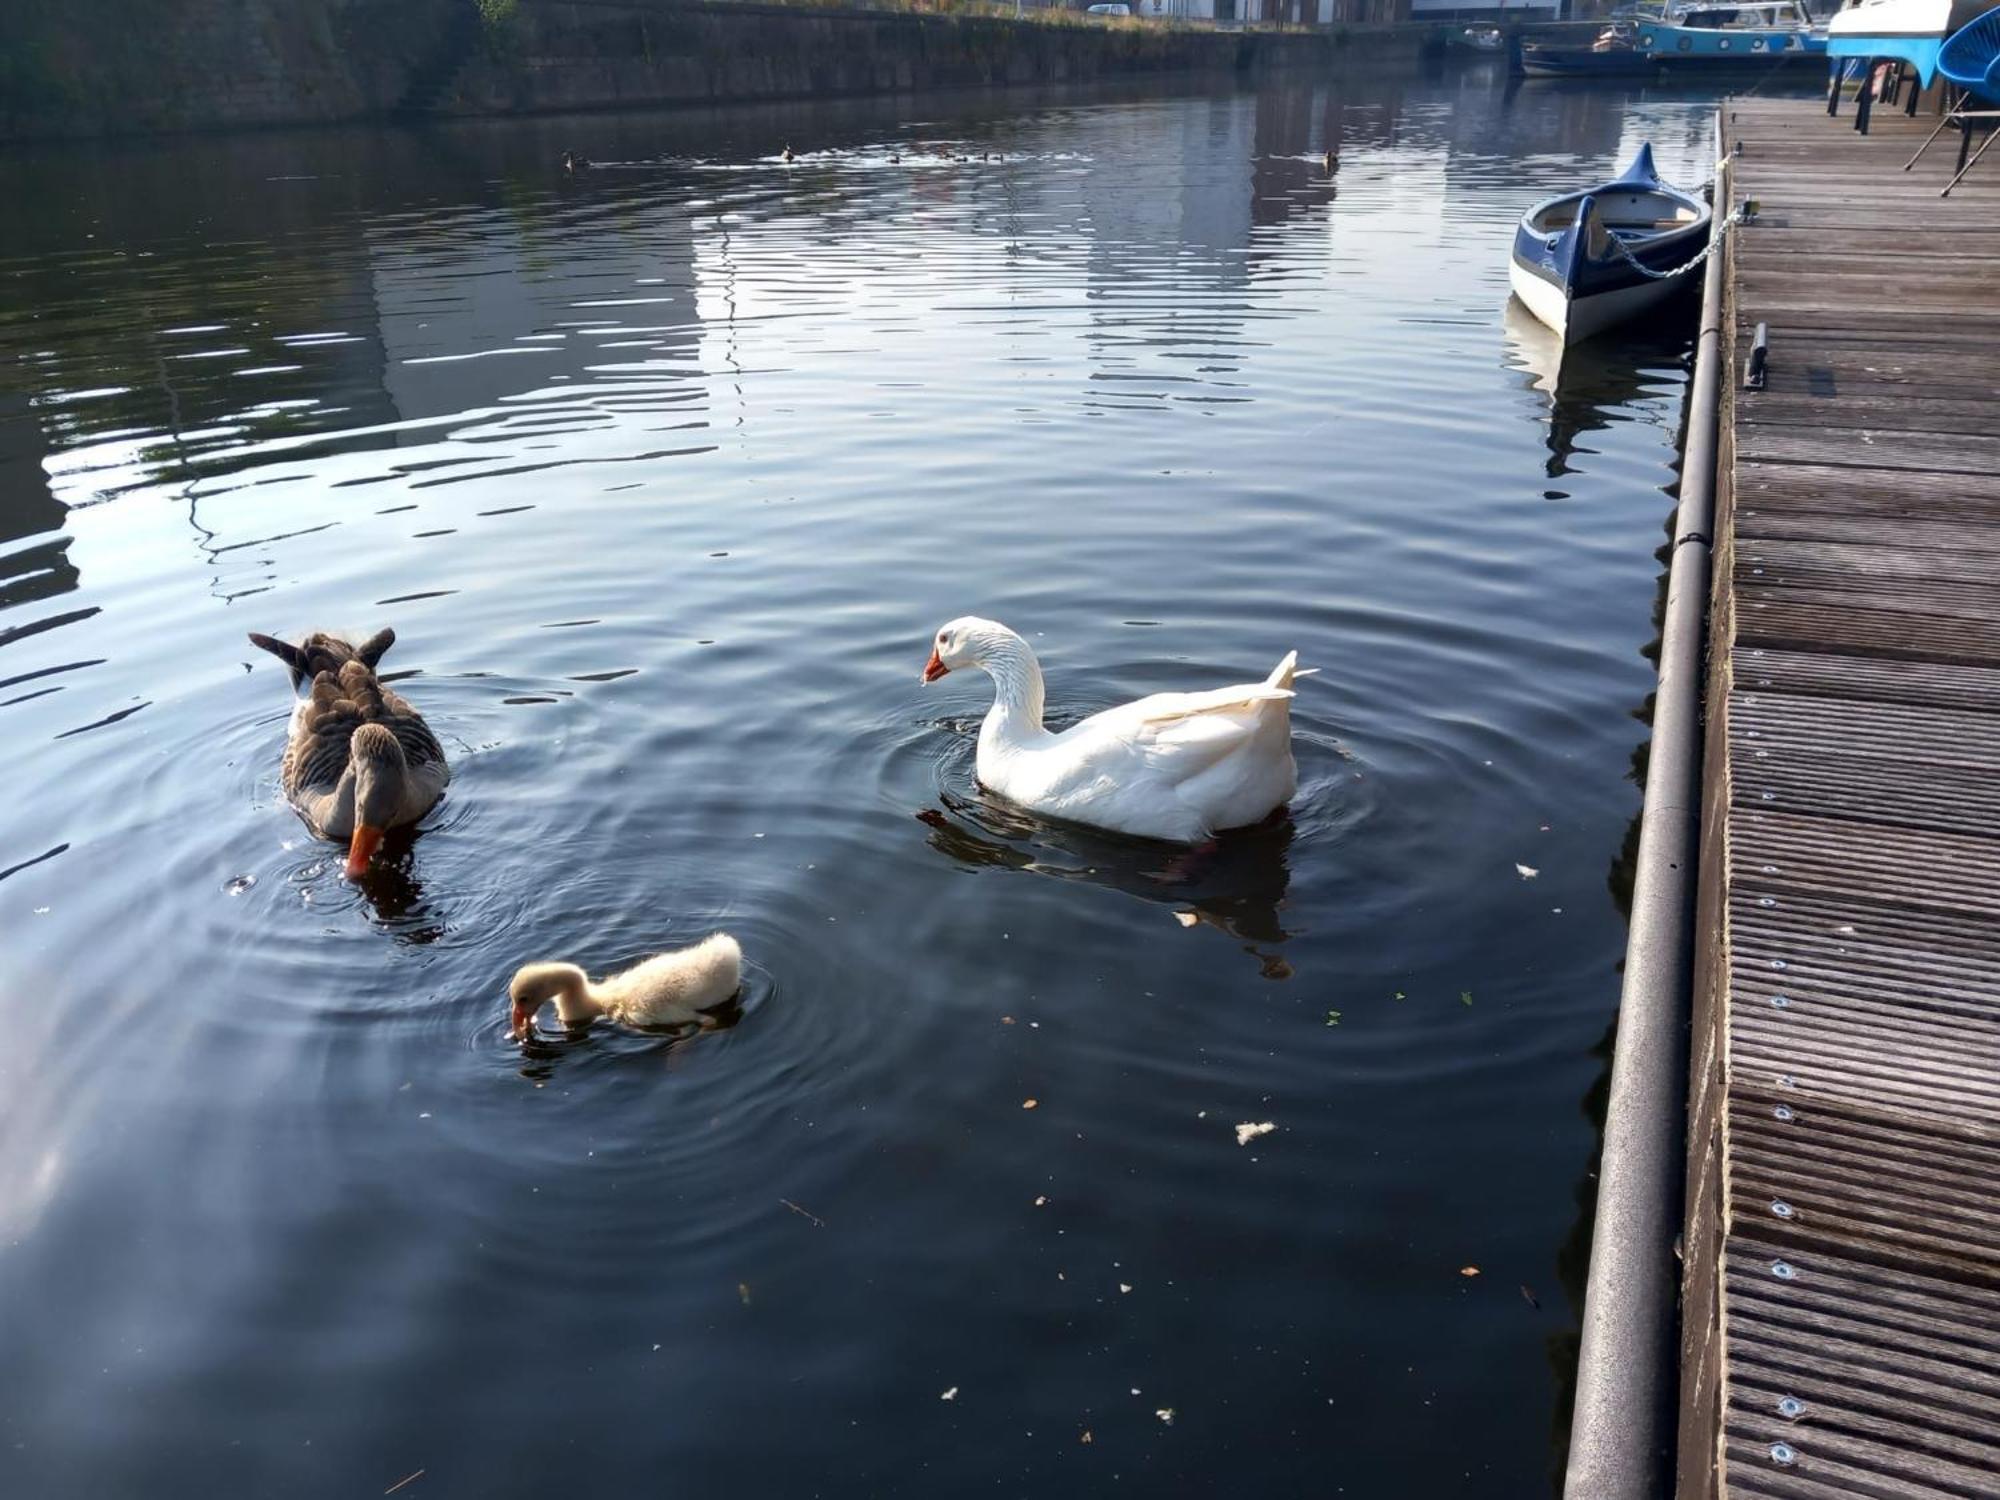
[1086,3,1134,15]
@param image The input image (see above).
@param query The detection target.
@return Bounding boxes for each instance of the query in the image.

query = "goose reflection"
[341,827,447,943]
[916,792,1297,979]
[512,992,746,1081]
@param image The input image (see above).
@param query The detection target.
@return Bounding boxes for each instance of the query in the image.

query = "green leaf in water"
[1460,991,1474,1006]
[1325,1010,1341,1027]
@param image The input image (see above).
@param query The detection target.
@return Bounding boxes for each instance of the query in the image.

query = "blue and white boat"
[1508,145,1712,345]
[1637,0,1828,65]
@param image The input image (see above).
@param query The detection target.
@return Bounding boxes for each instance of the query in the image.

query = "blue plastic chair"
[1905,4,2000,194]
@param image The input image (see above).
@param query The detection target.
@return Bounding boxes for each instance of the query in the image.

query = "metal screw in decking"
[1772,1200,1795,1219]
[1778,1396,1805,1419]
[1770,1442,1796,1466]
[1774,1105,1794,1122]
[1771,994,1790,1008]
[1771,1259,1797,1280]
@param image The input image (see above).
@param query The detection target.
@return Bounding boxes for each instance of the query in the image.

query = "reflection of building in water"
[0,391,76,617]
[364,196,705,428]
[1132,0,1414,20]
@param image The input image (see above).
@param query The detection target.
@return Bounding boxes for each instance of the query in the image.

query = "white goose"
[921,617,1305,843]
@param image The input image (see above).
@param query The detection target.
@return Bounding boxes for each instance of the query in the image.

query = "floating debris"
[1173,911,1198,927]
[1155,1408,1175,1426]
[779,1198,824,1228]
[738,1282,753,1306]
[1022,1098,1039,1110]
[1235,1122,1275,1146]
[1034,1195,1048,1207]
[1520,1284,1540,1309]
[1325,1010,1341,1027]
[1080,1430,1094,1444]
[1119,1283,1133,1294]
[940,1387,959,1402]
[1515,863,1539,880]
[1460,1265,1481,1277]
[383,1471,425,1496]
[1460,991,1474,1006]
[224,874,256,895]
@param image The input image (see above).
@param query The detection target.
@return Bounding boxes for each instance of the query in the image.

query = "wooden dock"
[1677,97,2000,1497]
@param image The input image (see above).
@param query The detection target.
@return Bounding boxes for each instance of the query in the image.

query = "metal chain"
[1601,206,1742,282]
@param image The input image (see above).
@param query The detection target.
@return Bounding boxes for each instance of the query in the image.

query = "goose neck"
[978,634,1046,733]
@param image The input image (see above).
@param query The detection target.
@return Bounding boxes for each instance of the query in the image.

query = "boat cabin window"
[1676,1,1810,25]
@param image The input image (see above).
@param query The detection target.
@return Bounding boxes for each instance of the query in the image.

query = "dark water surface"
[2,66,1723,1498]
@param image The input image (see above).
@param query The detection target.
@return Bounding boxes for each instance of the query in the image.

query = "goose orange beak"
[345,824,385,879]
[510,1000,536,1040]
[922,649,949,684]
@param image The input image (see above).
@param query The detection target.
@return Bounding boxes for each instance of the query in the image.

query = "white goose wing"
[1122,685,1293,786]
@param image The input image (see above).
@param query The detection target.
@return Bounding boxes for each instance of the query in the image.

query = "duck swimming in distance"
[248,628,396,693]
[509,934,744,1039]
[921,617,1305,844]
[272,659,449,878]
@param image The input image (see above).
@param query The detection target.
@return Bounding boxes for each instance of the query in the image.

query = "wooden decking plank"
[1728,748,2000,836]
[1735,425,2000,476]
[1736,462,2000,514]
[1733,564,2000,619]
[1733,513,2000,556]
[1728,648,2000,715]
[1732,597,2000,664]
[1734,541,2000,590]
[1719,1237,2000,1495]
[1730,809,2000,918]
[1738,394,2000,436]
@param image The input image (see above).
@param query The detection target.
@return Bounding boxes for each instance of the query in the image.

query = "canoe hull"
[1508,260,1688,345]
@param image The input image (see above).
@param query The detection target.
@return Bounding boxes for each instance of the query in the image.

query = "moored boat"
[1508,144,1712,345]
[1514,24,1652,77]
[1637,0,1827,65]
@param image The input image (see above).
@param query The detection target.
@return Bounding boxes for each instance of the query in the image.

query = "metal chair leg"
[1943,118,2000,195]
[1905,86,1962,169]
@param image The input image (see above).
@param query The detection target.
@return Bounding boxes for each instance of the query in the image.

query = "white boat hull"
[1508,260,1687,346]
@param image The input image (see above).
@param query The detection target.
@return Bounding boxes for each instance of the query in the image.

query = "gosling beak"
[344,823,386,880]
[921,649,949,685]
[510,1000,536,1041]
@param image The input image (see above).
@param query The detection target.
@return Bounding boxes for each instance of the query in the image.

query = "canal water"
[0,65,1728,1497]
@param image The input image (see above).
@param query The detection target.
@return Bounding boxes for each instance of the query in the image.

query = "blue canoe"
[1508,144,1712,345]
